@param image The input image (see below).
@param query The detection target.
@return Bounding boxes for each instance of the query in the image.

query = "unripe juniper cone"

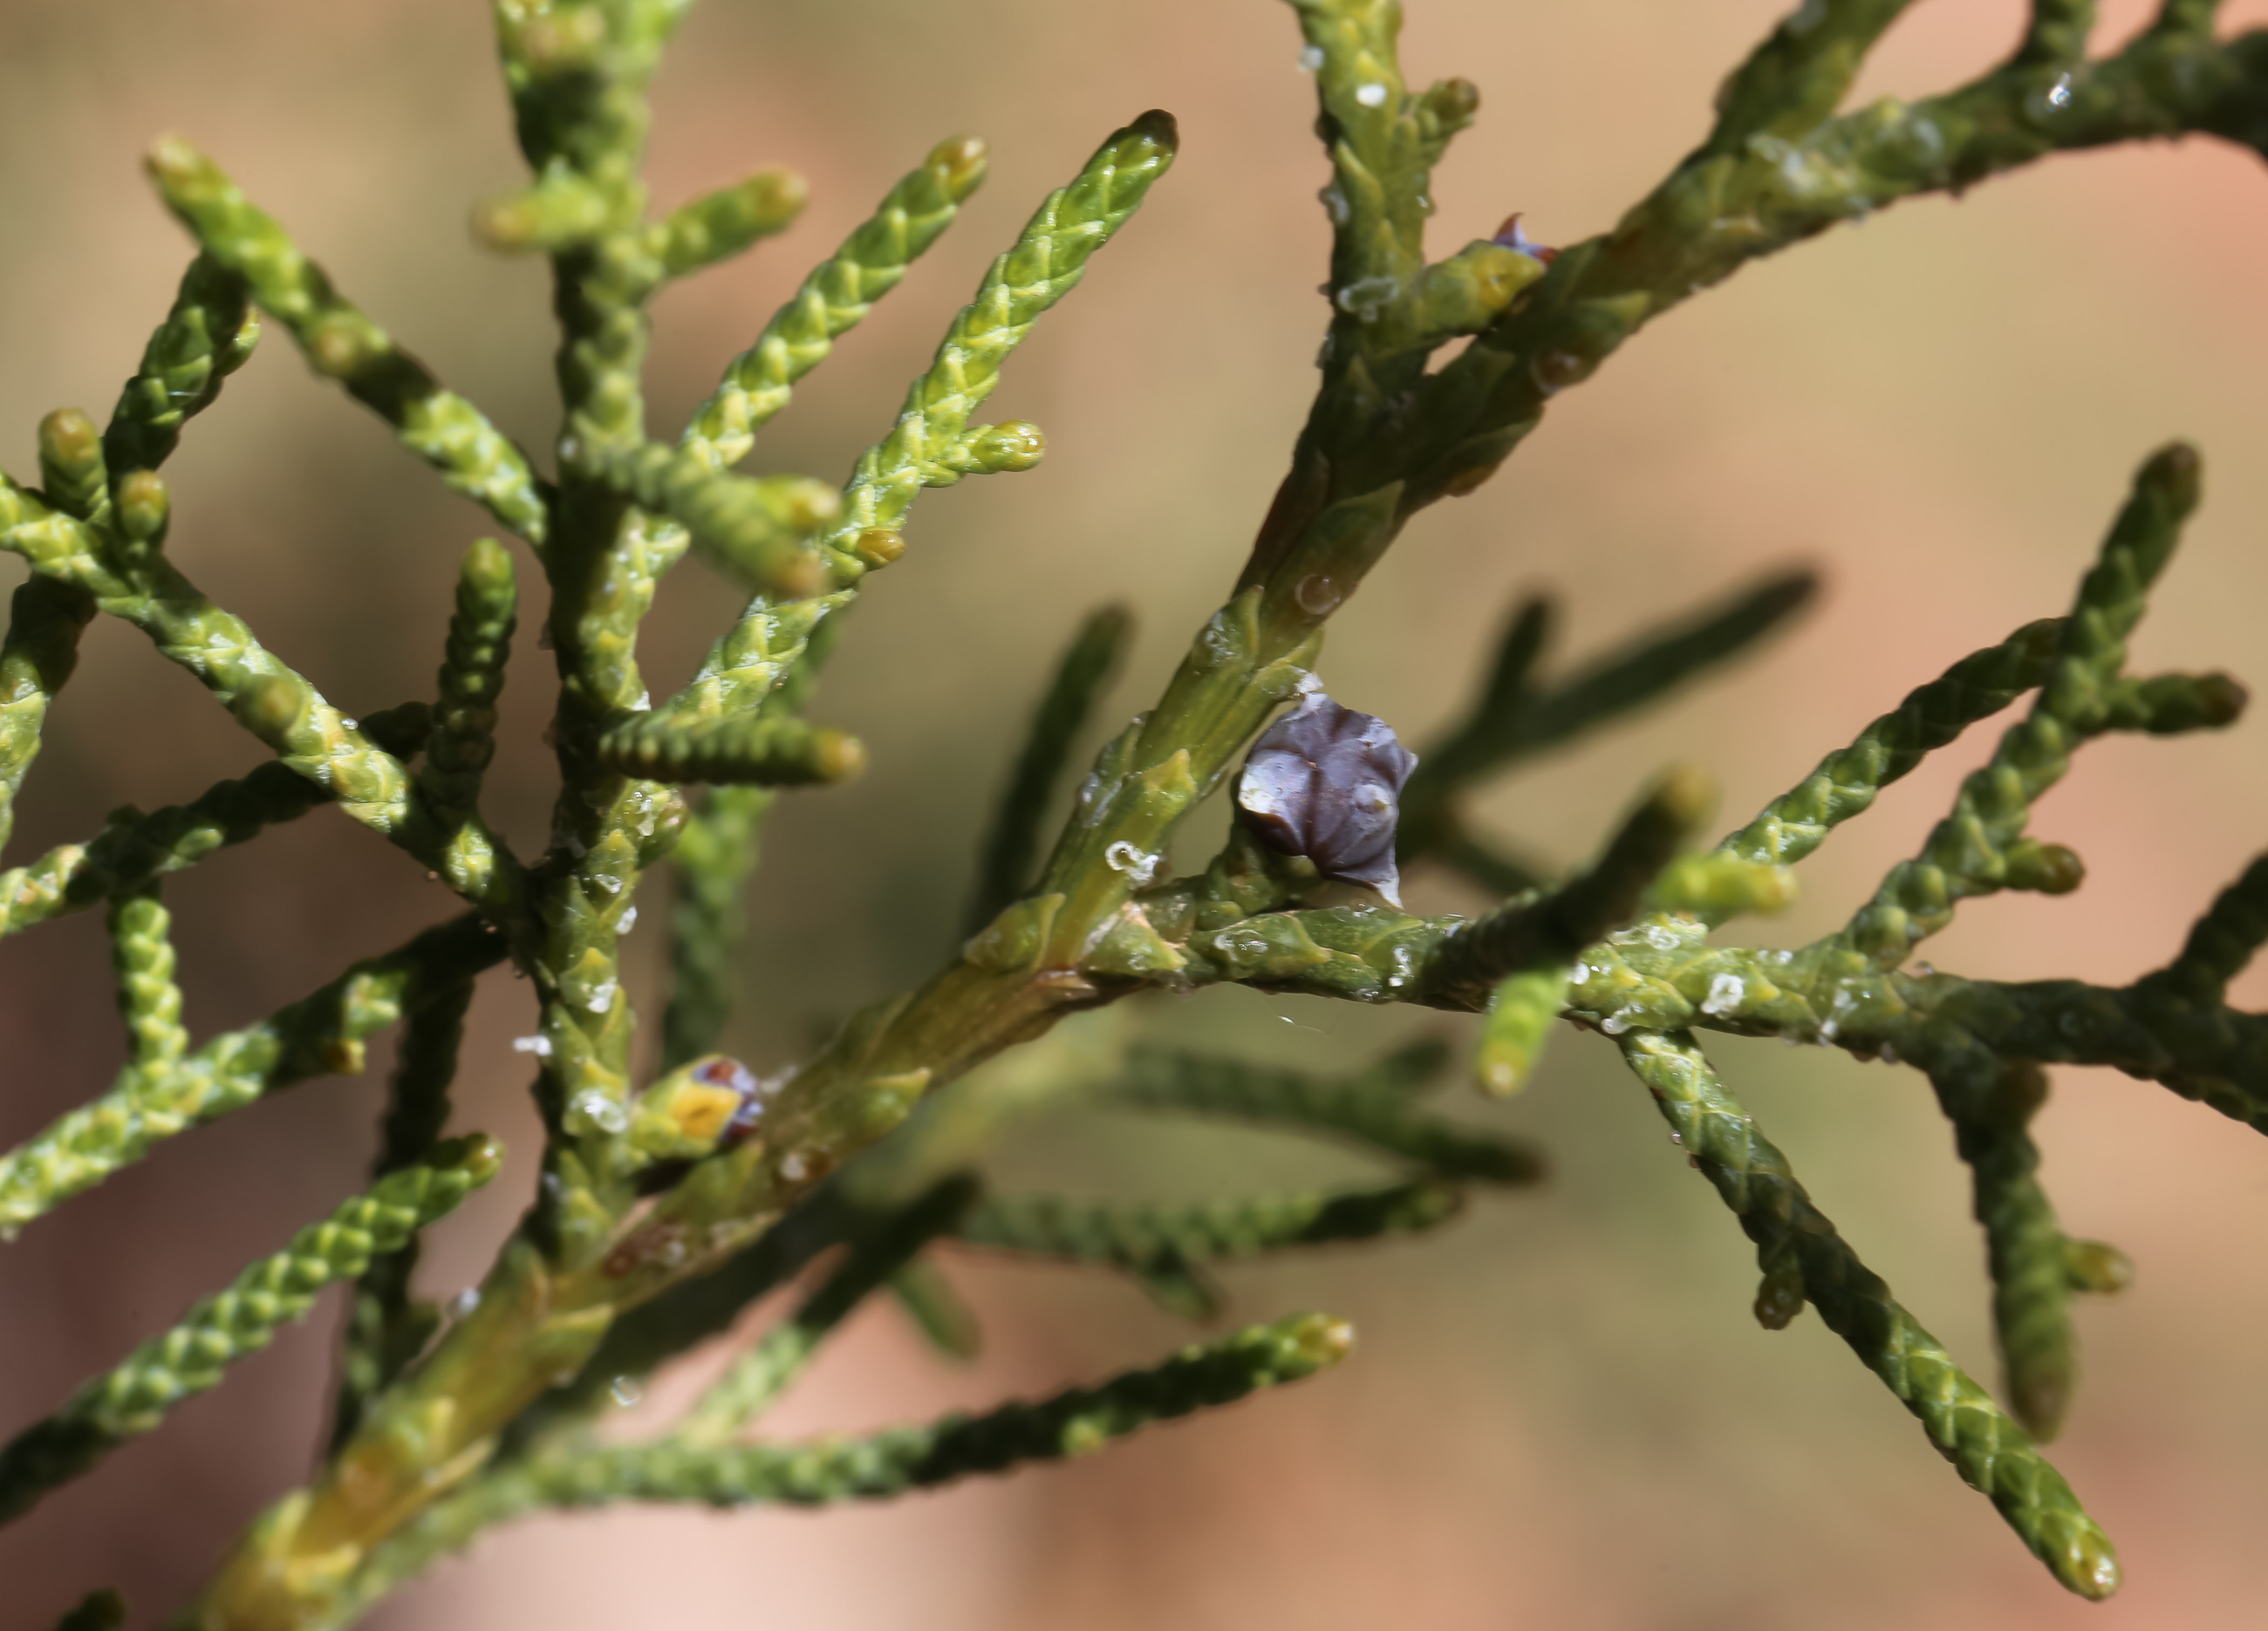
[6,1,2268,1625]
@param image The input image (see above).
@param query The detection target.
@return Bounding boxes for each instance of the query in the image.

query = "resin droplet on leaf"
[1233,692,1417,907]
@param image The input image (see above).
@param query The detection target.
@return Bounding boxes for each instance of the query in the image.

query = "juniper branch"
[801,116,1174,589]
[142,138,551,544]
[889,1261,983,1360]
[569,1309,1351,1506]
[1105,1046,1541,1183]
[419,538,516,835]
[37,408,111,529]
[2153,1,2223,39]
[510,1179,866,1450]
[1928,1057,2075,1441]
[2142,852,2268,1003]
[1424,765,1714,1010]
[1842,445,2212,968]
[967,604,1132,934]
[1616,1029,2117,1600]
[0,479,528,916]
[337,1312,1348,1618]
[0,702,428,939]
[0,913,504,1232]
[1403,571,1815,861]
[0,254,256,852]
[107,888,187,1069]
[102,251,257,485]
[0,1136,500,1523]
[514,1018,1132,1454]
[1702,1,1918,156]
[1161,885,2268,1151]
[649,166,807,280]
[200,23,859,1610]
[593,708,864,786]
[1509,570,1818,752]
[1713,617,2066,893]
[957,1180,1464,1318]
[486,2,741,1289]
[671,111,1177,725]
[583,447,838,596]
[78,2,2268,1622]
[660,786,770,1068]
[2016,1,2096,71]
[1391,29,2268,520]
[0,576,94,855]
[681,136,990,469]
[675,1176,979,1444]
[331,976,480,1449]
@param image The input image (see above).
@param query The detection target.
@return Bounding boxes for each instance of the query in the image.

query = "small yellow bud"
[309,315,379,379]
[37,408,99,470]
[770,551,825,599]
[517,8,607,73]
[810,729,867,783]
[926,135,989,196]
[968,421,1046,473]
[117,471,171,545]
[237,673,308,738]
[853,528,906,567]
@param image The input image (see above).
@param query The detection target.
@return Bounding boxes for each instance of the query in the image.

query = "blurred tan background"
[4,0,2268,1625]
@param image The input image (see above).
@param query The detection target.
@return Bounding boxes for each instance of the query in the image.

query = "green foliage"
[0,1136,501,1523]
[594,706,865,786]
[421,539,517,835]
[4,0,2267,1623]
[0,914,502,1233]
[1399,571,1818,886]
[1935,1060,2075,1441]
[146,138,550,543]
[966,604,1133,934]
[957,1180,1466,1320]
[659,784,768,1068]
[1617,1031,2119,1600]
[681,136,989,470]
[0,702,426,940]
[676,1177,981,1443]
[1105,1041,1545,1182]
[336,1312,1349,1624]
[888,1259,985,1360]
[1835,446,2215,971]
[555,1309,1353,1503]
[331,979,481,1449]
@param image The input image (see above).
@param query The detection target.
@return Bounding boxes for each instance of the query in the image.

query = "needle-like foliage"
[6,1,2268,1625]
